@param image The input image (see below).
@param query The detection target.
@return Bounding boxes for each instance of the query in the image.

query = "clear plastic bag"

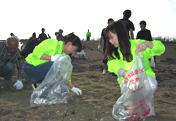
[30,55,72,107]
[77,49,87,59]
[112,53,156,121]
[77,43,87,59]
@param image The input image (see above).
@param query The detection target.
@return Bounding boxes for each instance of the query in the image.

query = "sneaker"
[102,69,106,74]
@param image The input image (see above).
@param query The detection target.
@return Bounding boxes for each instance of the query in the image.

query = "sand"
[0,40,176,121]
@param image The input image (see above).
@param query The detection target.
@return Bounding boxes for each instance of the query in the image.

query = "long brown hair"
[104,21,133,62]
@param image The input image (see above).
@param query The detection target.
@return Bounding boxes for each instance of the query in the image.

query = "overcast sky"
[0,0,176,40]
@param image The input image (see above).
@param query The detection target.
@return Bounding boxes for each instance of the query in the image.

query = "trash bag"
[77,50,87,59]
[77,43,87,59]
[30,55,72,107]
[112,53,155,121]
[150,57,155,68]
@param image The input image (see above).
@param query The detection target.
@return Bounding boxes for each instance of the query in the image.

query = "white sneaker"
[102,69,107,74]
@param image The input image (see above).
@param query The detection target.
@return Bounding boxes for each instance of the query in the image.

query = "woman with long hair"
[104,21,165,85]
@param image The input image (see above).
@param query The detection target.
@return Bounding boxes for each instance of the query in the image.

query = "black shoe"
[112,73,117,76]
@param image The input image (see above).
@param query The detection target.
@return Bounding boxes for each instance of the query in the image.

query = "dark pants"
[22,61,53,83]
[0,62,15,81]
[87,36,90,41]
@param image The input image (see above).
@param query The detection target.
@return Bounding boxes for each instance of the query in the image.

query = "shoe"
[32,83,37,90]
[102,69,106,74]
[112,73,117,76]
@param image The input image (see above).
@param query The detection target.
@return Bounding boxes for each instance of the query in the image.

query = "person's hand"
[98,45,101,50]
[50,54,61,61]
[13,80,23,90]
[135,42,146,55]
[71,87,82,95]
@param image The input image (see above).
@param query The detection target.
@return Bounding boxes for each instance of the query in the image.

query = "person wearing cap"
[57,29,64,41]
[22,33,83,95]
[0,37,24,90]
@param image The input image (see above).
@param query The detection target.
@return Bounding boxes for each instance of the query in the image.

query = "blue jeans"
[22,61,53,83]
[0,62,15,81]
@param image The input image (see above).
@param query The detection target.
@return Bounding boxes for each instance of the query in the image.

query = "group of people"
[0,29,83,95]
[98,9,155,75]
[0,9,165,120]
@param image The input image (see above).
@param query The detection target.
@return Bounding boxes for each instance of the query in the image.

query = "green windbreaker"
[25,39,71,82]
[107,39,165,85]
[86,32,91,37]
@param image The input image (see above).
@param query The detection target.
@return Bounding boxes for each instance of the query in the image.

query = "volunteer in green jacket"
[22,33,83,95]
[104,21,165,85]
[86,29,91,41]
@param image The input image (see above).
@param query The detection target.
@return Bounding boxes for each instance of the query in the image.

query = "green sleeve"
[144,40,165,59]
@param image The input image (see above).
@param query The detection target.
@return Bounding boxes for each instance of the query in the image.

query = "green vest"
[107,39,165,85]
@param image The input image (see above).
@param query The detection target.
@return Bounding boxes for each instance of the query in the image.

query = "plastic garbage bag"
[77,43,87,59]
[30,55,72,107]
[112,53,156,121]
[150,57,155,68]
[77,50,87,59]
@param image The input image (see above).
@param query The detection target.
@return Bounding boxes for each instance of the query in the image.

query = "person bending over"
[22,33,83,95]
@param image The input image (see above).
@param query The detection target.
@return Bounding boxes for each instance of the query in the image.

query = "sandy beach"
[0,40,176,121]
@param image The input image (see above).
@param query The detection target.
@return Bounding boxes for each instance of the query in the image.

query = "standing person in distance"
[26,32,36,45]
[98,18,114,74]
[136,20,156,65]
[86,29,91,41]
[38,28,48,42]
[136,20,152,41]
[118,9,135,40]
[57,29,64,41]
[55,32,58,39]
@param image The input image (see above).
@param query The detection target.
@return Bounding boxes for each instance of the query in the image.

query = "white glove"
[98,45,101,50]
[50,54,61,61]
[126,78,140,90]
[13,80,23,90]
[71,86,82,95]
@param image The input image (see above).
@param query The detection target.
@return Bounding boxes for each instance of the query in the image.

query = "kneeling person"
[22,33,82,95]
[0,37,24,90]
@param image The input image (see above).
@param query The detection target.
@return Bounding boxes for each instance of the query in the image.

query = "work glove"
[126,77,140,90]
[50,54,61,61]
[71,86,82,95]
[13,80,23,90]
[98,45,101,50]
